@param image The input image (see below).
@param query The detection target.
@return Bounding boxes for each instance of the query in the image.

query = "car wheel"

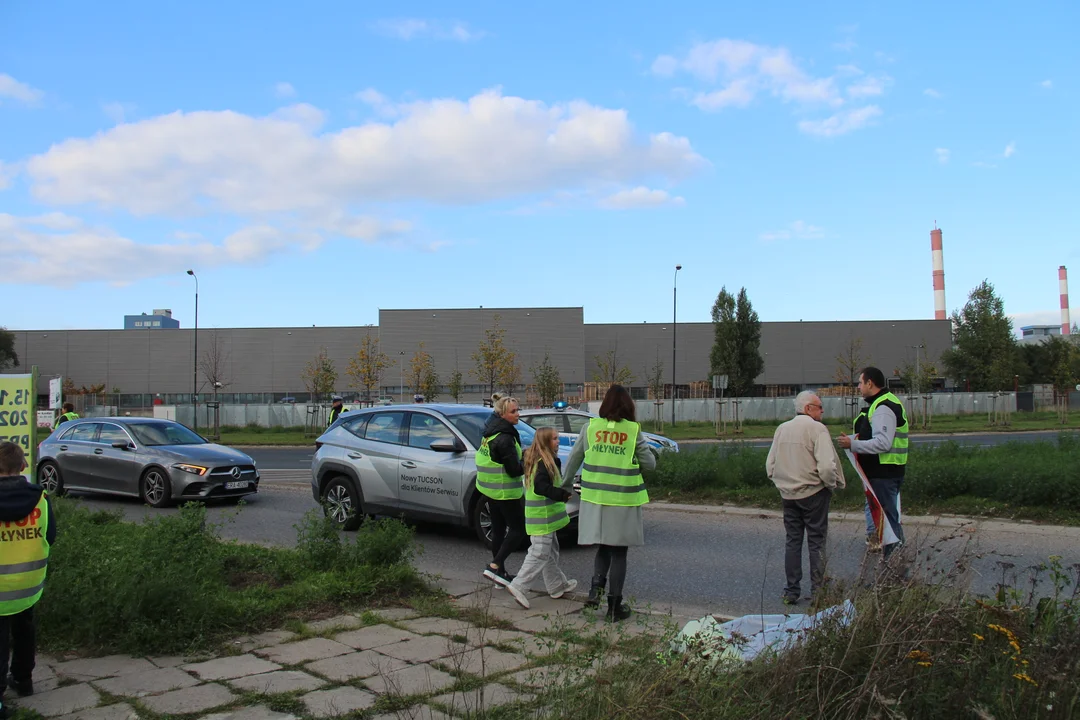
[323,476,364,531]
[38,461,66,496]
[141,467,173,508]
[472,496,494,549]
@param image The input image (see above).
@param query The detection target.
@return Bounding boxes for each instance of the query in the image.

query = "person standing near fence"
[52,403,78,431]
[327,396,345,427]
[766,392,845,605]
[0,442,58,718]
[561,384,655,622]
[839,366,909,560]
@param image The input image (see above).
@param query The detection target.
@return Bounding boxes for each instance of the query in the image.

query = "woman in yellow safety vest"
[561,384,656,621]
[476,394,527,587]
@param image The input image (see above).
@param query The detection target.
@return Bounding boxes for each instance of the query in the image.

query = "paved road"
[241,429,1077,469]
[67,480,1080,621]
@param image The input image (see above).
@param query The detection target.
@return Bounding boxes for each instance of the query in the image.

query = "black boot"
[585,575,606,609]
[606,595,632,622]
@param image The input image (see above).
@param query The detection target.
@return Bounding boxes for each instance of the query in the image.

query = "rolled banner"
[844,449,901,546]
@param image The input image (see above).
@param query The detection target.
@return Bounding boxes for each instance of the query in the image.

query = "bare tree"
[835,334,869,421]
[198,330,231,393]
[531,352,564,406]
[346,335,393,405]
[301,348,338,404]
[592,339,635,389]
[471,314,518,396]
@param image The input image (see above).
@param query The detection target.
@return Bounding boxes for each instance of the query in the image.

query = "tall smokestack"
[1061,265,1071,335]
[931,228,946,320]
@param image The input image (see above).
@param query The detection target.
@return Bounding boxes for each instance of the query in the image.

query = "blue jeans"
[868,475,905,558]
[863,499,875,536]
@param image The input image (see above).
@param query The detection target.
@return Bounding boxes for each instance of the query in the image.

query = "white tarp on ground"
[671,600,855,664]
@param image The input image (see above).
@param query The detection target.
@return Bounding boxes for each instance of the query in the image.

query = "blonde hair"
[523,427,560,489]
[492,394,518,417]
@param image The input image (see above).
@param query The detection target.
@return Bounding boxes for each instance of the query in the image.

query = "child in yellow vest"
[505,428,577,609]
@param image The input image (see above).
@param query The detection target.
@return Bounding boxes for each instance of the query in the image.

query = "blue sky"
[1,1,1077,333]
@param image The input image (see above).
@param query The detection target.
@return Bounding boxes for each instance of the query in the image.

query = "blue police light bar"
[553,400,568,410]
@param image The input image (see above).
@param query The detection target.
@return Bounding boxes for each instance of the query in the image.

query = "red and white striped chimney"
[1061,265,1071,335]
[931,228,946,320]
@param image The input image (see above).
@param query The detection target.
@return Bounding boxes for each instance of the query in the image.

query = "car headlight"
[173,463,208,476]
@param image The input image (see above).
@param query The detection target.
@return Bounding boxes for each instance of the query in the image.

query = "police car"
[518,401,679,455]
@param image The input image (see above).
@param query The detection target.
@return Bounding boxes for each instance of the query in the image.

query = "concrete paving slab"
[201,705,298,720]
[373,635,469,664]
[301,686,378,718]
[333,624,424,650]
[141,683,238,715]
[520,595,586,618]
[431,576,490,598]
[229,669,326,694]
[442,647,530,678]
[430,683,533,714]
[148,655,188,668]
[16,683,100,716]
[93,666,201,697]
[53,656,157,682]
[234,629,298,653]
[370,707,453,720]
[361,663,456,696]
[370,607,419,622]
[184,654,282,681]
[399,616,473,637]
[256,637,354,665]
[53,702,140,720]
[506,664,578,688]
[304,614,363,633]
[35,676,62,694]
[305,650,410,682]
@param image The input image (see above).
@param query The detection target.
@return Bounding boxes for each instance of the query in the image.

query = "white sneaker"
[507,582,531,609]
[550,578,578,599]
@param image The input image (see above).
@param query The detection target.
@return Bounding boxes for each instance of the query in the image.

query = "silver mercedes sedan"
[37,418,259,507]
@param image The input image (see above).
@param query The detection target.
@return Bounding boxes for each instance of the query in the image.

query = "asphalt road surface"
[67,477,1080,621]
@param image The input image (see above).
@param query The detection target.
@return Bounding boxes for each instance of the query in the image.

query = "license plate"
[224,481,248,490]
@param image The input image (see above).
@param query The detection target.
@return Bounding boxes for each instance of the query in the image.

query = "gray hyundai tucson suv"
[311,404,579,545]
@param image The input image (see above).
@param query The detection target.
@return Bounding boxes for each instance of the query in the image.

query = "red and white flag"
[844,449,902,545]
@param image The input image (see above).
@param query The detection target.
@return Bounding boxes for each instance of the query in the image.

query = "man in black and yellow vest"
[0,442,57,717]
[839,366,909,559]
[52,403,78,431]
[327,396,345,427]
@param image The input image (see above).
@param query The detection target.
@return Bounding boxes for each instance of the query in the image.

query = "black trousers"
[488,497,526,570]
[0,606,36,692]
[782,488,831,599]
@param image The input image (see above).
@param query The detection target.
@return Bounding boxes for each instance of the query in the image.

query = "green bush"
[39,499,427,655]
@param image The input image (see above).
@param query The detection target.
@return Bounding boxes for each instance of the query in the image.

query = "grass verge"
[644,433,1080,525]
[39,499,433,656]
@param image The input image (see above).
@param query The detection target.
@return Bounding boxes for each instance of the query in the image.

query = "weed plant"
[38,500,427,655]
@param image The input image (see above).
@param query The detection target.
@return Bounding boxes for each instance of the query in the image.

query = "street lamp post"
[671,264,682,426]
[399,351,406,402]
[186,270,198,431]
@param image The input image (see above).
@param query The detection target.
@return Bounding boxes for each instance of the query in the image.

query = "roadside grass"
[642,410,1080,440]
[644,434,1080,525]
[539,556,1080,720]
[38,499,434,656]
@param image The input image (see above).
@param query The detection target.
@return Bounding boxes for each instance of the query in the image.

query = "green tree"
[0,327,17,370]
[408,342,435,396]
[642,348,665,400]
[1045,336,1079,393]
[592,339,635,387]
[471,314,518,396]
[709,287,764,397]
[301,347,338,403]
[421,366,441,403]
[941,280,1020,391]
[447,367,464,403]
[898,344,940,394]
[531,352,564,405]
[346,335,392,403]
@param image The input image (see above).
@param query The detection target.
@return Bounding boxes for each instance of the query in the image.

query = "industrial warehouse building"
[5,308,952,405]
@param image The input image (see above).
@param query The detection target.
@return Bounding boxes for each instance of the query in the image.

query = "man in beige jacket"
[766,391,845,604]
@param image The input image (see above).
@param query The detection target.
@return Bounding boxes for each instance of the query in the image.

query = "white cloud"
[356,88,398,118]
[972,161,997,169]
[0,212,407,287]
[274,82,296,98]
[798,106,882,137]
[0,161,14,191]
[760,220,825,241]
[1039,79,1053,89]
[372,18,485,42]
[847,74,890,98]
[102,101,137,124]
[26,89,703,214]
[832,39,857,52]
[923,88,943,99]
[598,187,685,210]
[651,55,679,77]
[934,148,950,164]
[0,73,44,105]
[691,79,756,110]
[1003,141,1016,158]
